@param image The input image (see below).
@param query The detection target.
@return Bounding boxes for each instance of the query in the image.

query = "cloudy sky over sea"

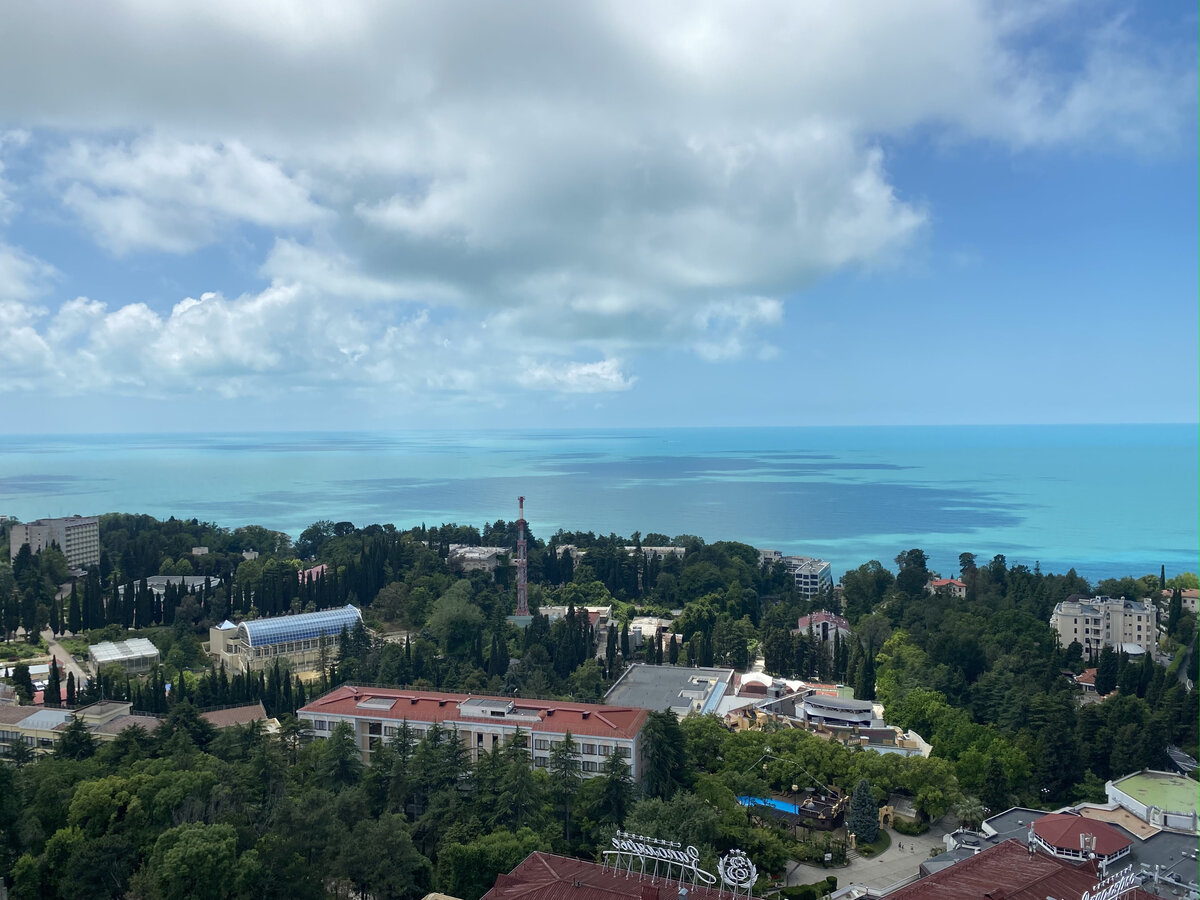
[0,1,1195,432]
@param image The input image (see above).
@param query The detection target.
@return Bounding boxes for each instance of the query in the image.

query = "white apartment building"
[9,516,100,569]
[1050,595,1158,656]
[781,556,833,598]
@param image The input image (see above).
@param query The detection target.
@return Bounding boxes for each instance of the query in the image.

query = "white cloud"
[0,243,55,302]
[49,137,327,254]
[0,1,1190,402]
[517,358,636,394]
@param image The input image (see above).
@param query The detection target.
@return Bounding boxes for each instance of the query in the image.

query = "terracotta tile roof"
[1075,668,1097,685]
[1033,813,1131,857]
[929,578,966,589]
[888,839,1155,900]
[301,686,650,740]
[482,852,731,900]
[795,611,850,631]
[200,702,269,729]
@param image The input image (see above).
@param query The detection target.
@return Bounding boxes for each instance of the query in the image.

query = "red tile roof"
[929,578,966,588]
[1075,668,1097,686]
[1033,813,1131,857]
[795,611,850,631]
[482,852,731,900]
[888,840,1154,900]
[301,686,650,740]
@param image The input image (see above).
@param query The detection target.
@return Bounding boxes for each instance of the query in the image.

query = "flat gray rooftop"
[604,663,733,715]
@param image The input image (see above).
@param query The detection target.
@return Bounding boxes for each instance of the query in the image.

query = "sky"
[0,0,1196,432]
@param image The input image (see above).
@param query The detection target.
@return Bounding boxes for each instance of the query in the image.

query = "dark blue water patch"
[180,473,1025,544]
[0,474,96,497]
[523,454,915,480]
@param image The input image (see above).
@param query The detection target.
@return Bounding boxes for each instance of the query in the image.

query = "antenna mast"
[515,496,529,617]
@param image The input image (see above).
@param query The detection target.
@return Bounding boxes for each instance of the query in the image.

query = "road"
[787,818,953,894]
[39,629,91,690]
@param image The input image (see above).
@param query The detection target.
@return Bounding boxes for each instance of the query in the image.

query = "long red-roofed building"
[300,685,651,780]
[887,839,1155,900]
[482,851,738,900]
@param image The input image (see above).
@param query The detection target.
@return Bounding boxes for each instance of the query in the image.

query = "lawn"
[0,640,51,662]
[856,828,891,857]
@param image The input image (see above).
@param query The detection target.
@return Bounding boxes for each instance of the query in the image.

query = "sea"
[0,425,1196,583]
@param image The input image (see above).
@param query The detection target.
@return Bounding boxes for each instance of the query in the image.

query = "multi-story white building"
[1050,595,1158,656]
[9,516,100,569]
[780,556,833,598]
[300,685,651,780]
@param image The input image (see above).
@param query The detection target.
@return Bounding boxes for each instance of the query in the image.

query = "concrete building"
[300,685,650,779]
[1108,770,1199,834]
[781,556,833,598]
[448,545,509,574]
[928,577,967,598]
[1050,595,1158,656]
[0,700,274,758]
[0,701,161,756]
[208,604,363,674]
[9,516,100,569]
[88,637,160,676]
[793,610,852,644]
[603,663,733,718]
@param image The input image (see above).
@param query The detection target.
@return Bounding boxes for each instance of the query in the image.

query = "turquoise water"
[0,425,1195,582]
[738,796,803,815]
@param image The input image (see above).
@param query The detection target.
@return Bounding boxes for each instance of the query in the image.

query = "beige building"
[207,605,363,674]
[9,516,100,569]
[1050,595,1157,656]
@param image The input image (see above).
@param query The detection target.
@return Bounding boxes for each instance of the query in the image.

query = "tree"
[594,752,634,825]
[847,778,879,844]
[65,671,76,707]
[320,721,363,792]
[549,731,582,841]
[138,822,241,900]
[1168,588,1183,636]
[1095,646,1118,696]
[54,716,96,760]
[10,663,34,703]
[44,659,61,707]
[894,550,929,598]
[641,710,687,800]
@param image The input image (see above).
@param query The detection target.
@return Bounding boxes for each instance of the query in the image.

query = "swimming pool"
[738,796,803,815]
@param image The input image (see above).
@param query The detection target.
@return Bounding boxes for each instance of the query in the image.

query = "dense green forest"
[0,514,1196,899]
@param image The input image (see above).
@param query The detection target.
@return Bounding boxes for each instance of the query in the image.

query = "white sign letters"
[1081,867,1139,900]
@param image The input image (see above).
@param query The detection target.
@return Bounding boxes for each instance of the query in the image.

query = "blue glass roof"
[238,605,362,648]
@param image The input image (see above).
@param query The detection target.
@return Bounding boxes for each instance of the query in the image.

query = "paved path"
[786,819,954,894]
[40,629,90,689]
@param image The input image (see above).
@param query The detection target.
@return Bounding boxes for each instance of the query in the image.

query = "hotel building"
[299,685,651,780]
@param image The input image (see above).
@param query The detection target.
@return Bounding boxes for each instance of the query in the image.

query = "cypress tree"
[65,671,76,707]
[45,659,61,707]
[67,583,81,634]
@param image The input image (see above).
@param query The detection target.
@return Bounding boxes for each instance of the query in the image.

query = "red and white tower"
[515,496,529,617]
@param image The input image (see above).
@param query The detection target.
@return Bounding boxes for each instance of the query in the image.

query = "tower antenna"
[515,496,529,617]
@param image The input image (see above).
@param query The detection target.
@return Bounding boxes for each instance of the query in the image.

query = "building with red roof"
[482,849,760,900]
[1031,812,1132,866]
[887,839,1154,900]
[793,611,851,644]
[928,578,967,599]
[300,685,651,780]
